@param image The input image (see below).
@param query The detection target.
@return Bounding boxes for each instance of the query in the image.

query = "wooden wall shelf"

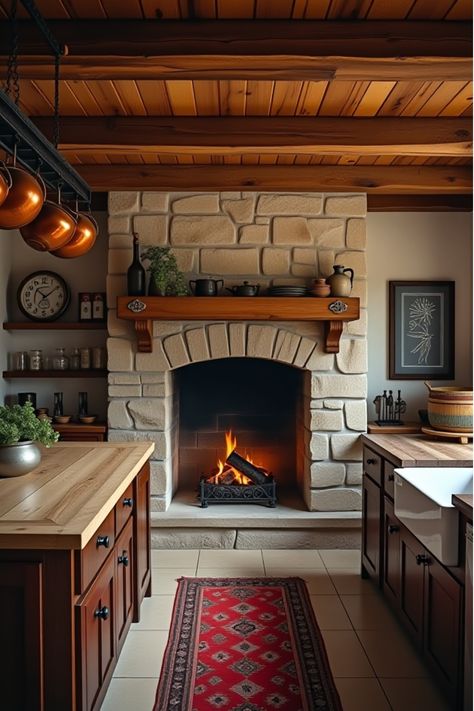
[117,295,360,354]
[3,322,106,330]
[3,370,108,379]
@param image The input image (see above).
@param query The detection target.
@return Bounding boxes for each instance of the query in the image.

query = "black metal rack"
[199,476,277,508]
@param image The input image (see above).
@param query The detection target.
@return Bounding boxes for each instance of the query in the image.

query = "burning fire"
[208,430,266,485]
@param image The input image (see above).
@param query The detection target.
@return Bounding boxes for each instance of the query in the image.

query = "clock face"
[18,271,70,321]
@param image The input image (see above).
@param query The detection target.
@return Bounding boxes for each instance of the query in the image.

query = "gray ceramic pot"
[0,440,42,477]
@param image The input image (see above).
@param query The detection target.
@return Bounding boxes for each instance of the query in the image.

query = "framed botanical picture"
[389,281,454,380]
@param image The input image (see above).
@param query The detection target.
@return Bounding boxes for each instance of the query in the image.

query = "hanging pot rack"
[0,0,91,204]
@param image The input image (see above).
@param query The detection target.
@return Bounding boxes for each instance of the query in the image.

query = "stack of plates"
[268,285,308,297]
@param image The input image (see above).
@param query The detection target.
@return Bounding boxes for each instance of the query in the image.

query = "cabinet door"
[362,473,381,582]
[134,462,151,620]
[383,496,401,609]
[116,517,134,654]
[76,555,116,711]
[0,562,43,711]
[424,556,462,705]
[399,526,425,647]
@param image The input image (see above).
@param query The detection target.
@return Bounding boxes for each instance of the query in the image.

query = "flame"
[208,430,267,486]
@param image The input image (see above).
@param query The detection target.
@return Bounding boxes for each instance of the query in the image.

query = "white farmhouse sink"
[394,468,473,566]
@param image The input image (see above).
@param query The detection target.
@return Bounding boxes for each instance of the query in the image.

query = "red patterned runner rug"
[154,577,342,711]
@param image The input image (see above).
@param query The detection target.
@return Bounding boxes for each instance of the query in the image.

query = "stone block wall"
[106,191,368,514]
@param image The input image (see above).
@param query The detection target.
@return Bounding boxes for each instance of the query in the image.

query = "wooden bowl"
[54,415,71,424]
[79,415,96,424]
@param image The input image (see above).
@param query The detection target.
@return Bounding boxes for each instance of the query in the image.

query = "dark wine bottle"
[127,233,146,296]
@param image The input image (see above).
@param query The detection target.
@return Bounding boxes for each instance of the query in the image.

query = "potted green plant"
[141,246,189,296]
[0,402,59,477]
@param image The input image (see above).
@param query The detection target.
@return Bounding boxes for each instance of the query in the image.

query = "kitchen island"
[0,441,154,711]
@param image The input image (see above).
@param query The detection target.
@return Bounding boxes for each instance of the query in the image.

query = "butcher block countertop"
[452,494,473,522]
[361,433,473,467]
[0,442,154,550]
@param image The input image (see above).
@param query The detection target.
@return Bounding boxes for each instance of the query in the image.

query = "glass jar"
[53,392,64,417]
[92,346,106,370]
[52,348,69,371]
[80,347,91,369]
[78,391,88,417]
[15,351,28,370]
[29,350,43,370]
[70,348,81,370]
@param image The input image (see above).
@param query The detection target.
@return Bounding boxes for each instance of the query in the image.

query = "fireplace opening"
[175,358,303,506]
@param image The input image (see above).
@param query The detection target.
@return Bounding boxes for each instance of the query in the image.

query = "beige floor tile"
[132,595,175,631]
[100,677,159,711]
[266,567,337,594]
[310,595,353,630]
[198,549,263,568]
[113,631,169,678]
[328,569,378,596]
[335,678,392,711]
[321,630,375,678]
[380,677,451,711]
[262,549,325,569]
[151,568,195,595]
[318,549,361,569]
[196,567,265,578]
[340,593,401,631]
[357,628,428,678]
[151,549,199,569]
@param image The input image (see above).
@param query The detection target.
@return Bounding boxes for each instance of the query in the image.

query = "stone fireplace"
[106,190,368,546]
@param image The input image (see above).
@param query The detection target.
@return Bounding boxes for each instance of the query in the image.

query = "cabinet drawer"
[384,462,396,500]
[76,509,115,594]
[115,484,134,536]
[363,447,382,486]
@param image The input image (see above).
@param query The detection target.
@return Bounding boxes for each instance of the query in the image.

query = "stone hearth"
[106,190,368,547]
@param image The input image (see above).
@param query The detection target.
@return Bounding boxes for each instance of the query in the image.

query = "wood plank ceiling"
[0,0,471,204]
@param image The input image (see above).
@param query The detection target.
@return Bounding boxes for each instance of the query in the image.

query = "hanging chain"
[4,0,20,105]
[53,51,61,148]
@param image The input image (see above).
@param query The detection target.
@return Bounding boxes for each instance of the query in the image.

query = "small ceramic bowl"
[54,415,71,424]
[79,415,96,424]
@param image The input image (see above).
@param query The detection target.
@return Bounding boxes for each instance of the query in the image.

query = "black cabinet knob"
[416,554,431,566]
[366,458,377,465]
[388,524,399,534]
[118,552,129,567]
[123,497,133,508]
[388,474,395,482]
[94,606,109,620]
[96,535,110,548]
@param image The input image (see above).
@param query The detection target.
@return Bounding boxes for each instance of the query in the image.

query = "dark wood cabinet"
[362,471,381,581]
[115,517,135,653]
[134,462,152,616]
[382,496,401,608]
[399,524,425,647]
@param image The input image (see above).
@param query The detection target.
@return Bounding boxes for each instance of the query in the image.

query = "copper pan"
[0,162,12,209]
[20,199,77,252]
[51,211,98,258]
[0,164,46,229]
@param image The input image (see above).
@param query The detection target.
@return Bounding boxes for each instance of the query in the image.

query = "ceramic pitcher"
[326,265,354,297]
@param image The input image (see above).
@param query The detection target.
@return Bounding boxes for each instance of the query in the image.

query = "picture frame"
[389,281,454,380]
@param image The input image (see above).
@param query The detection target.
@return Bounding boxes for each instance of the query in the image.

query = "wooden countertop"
[452,494,473,522]
[0,442,154,550]
[362,433,473,467]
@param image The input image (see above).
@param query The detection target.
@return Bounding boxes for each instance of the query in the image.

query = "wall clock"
[17,271,71,321]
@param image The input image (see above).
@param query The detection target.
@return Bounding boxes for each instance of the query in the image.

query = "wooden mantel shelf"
[117,295,360,354]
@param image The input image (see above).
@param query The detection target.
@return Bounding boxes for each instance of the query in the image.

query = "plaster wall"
[367,212,473,421]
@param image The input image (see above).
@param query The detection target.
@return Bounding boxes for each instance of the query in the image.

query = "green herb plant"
[141,246,189,296]
[0,402,59,447]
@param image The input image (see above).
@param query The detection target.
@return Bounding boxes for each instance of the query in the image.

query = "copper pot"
[0,163,12,209]
[0,165,46,229]
[51,211,98,258]
[20,200,77,252]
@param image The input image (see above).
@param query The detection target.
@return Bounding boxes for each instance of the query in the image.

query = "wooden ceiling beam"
[74,164,471,194]
[33,117,473,157]
[0,20,470,81]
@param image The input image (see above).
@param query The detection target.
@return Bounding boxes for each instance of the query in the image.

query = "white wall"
[367,212,473,421]
[2,214,108,418]
[0,229,12,403]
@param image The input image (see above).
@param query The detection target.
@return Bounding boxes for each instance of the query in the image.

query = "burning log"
[226,450,268,486]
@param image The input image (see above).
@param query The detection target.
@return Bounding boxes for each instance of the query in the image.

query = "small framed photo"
[78,292,92,321]
[389,281,454,380]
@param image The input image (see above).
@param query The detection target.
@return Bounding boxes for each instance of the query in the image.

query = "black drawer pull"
[94,606,109,620]
[388,524,399,534]
[416,554,431,566]
[366,458,377,465]
[123,497,134,508]
[388,473,395,481]
[96,535,110,548]
[118,552,129,567]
